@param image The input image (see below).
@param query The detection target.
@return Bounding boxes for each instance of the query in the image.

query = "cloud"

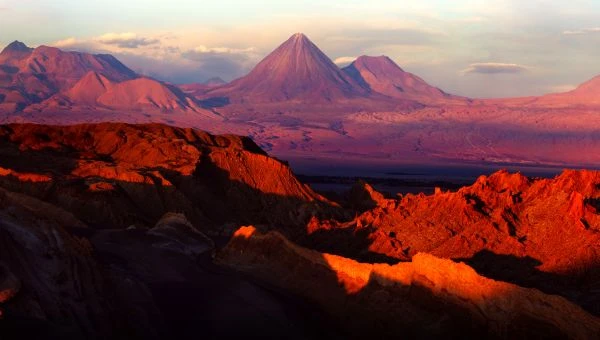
[180,47,256,82]
[52,37,79,48]
[462,62,528,75]
[47,32,258,83]
[333,56,356,65]
[182,45,255,61]
[50,37,101,53]
[562,27,600,35]
[180,45,258,81]
[96,32,159,49]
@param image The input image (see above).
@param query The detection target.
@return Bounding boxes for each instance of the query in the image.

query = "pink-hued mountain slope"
[38,71,202,112]
[0,41,137,109]
[0,41,204,113]
[96,77,199,111]
[205,33,369,103]
[65,71,116,104]
[342,56,464,103]
[530,75,600,107]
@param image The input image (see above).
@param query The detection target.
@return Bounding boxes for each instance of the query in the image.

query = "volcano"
[342,55,461,103]
[205,33,369,103]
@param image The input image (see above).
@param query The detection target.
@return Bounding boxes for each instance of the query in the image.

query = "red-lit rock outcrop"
[303,169,600,315]
[0,123,334,233]
[218,226,600,339]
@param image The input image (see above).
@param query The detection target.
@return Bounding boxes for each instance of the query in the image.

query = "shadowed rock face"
[0,123,341,339]
[217,226,600,339]
[0,187,338,339]
[0,263,20,304]
[0,188,116,339]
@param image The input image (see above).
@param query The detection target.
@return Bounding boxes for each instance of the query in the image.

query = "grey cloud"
[463,63,528,75]
[116,52,249,84]
[97,33,159,49]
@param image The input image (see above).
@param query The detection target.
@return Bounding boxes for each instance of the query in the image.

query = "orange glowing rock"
[218,226,600,338]
[0,166,52,182]
[87,181,116,192]
[0,123,335,233]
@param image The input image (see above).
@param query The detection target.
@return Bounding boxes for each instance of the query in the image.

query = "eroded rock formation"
[0,123,334,235]
[0,122,598,338]
[218,226,600,339]
[303,169,600,315]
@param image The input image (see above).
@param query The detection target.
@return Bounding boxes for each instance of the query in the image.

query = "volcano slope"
[0,123,598,338]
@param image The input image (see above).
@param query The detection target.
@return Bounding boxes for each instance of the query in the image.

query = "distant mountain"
[342,56,460,103]
[65,71,115,104]
[0,41,33,62]
[203,77,227,86]
[35,71,201,112]
[480,74,600,108]
[179,77,228,97]
[205,33,369,103]
[0,41,137,111]
[532,75,600,107]
[0,42,203,113]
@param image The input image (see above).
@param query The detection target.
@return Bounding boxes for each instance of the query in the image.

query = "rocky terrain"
[303,171,600,316]
[0,123,341,339]
[0,122,598,338]
[218,226,600,339]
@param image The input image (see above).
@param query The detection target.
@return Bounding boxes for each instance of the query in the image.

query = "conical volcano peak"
[291,32,308,41]
[282,32,316,50]
[205,32,368,102]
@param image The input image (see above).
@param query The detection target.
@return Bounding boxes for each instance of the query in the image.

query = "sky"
[1,0,600,98]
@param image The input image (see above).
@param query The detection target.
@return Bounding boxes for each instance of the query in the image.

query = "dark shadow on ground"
[458,250,600,316]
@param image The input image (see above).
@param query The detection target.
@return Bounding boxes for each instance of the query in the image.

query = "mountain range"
[1,33,600,168]
[0,41,207,115]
